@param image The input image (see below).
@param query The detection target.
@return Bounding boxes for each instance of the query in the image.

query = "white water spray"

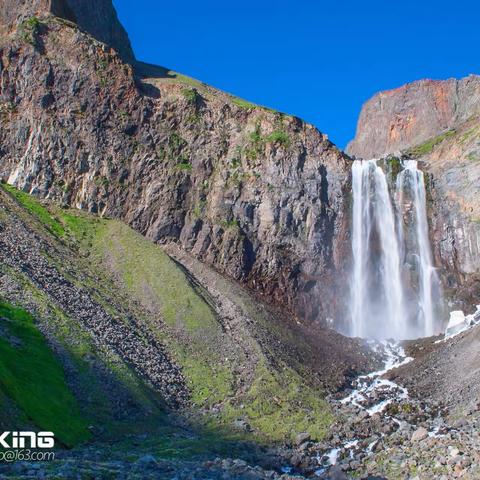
[397,160,441,337]
[349,159,443,339]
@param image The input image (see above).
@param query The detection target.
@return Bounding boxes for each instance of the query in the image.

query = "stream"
[315,341,417,475]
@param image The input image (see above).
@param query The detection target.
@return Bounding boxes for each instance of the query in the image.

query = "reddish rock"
[347,76,480,158]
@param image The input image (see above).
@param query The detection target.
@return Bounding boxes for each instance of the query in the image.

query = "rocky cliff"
[0,5,353,326]
[0,0,134,62]
[347,75,480,159]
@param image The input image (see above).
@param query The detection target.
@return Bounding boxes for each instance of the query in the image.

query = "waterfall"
[397,160,442,337]
[349,159,443,340]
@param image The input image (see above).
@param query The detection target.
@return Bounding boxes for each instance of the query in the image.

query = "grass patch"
[232,97,258,110]
[91,221,235,407]
[58,210,99,240]
[222,362,332,442]
[265,130,291,147]
[2,183,65,237]
[171,72,205,89]
[176,162,193,171]
[408,129,456,156]
[93,222,217,333]
[168,132,188,153]
[193,200,206,218]
[0,301,91,447]
[245,122,265,160]
[460,124,480,143]
[18,16,41,45]
[181,88,198,104]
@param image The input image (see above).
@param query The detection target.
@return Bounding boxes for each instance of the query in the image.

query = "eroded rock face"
[0,0,134,62]
[0,16,353,326]
[347,76,480,159]
[420,120,480,308]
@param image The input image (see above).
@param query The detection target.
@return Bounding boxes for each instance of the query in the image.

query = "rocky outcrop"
[347,75,480,159]
[0,0,134,62]
[0,14,353,326]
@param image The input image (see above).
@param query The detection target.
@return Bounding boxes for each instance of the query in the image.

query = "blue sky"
[114,0,479,149]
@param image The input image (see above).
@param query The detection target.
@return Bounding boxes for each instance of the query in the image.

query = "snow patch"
[437,305,480,342]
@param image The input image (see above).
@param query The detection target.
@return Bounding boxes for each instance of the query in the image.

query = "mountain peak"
[1,0,135,63]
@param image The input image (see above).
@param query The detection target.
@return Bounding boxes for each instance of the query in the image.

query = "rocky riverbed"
[273,329,480,479]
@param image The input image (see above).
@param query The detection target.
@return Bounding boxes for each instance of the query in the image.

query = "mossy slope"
[0,301,90,447]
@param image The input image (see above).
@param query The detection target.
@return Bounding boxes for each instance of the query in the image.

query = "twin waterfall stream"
[348,159,443,340]
[308,158,446,476]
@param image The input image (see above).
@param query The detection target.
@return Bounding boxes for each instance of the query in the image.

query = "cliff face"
[0,0,134,62]
[417,118,480,307]
[347,76,480,159]
[0,11,352,325]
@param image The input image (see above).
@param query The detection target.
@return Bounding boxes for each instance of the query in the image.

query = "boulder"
[445,311,468,337]
[295,432,311,446]
[411,427,428,442]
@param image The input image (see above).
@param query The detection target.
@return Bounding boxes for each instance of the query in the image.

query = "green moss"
[18,17,41,45]
[221,219,239,229]
[466,152,480,162]
[91,221,235,407]
[186,113,201,124]
[192,200,206,218]
[383,156,402,181]
[265,130,291,147]
[0,301,91,447]
[222,362,332,442]
[95,223,215,333]
[94,176,110,188]
[232,97,257,110]
[230,157,241,169]
[181,88,198,104]
[58,210,99,240]
[168,133,188,154]
[249,123,263,144]
[2,183,65,237]
[245,122,265,160]
[460,125,480,143]
[176,162,193,171]
[408,129,456,156]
